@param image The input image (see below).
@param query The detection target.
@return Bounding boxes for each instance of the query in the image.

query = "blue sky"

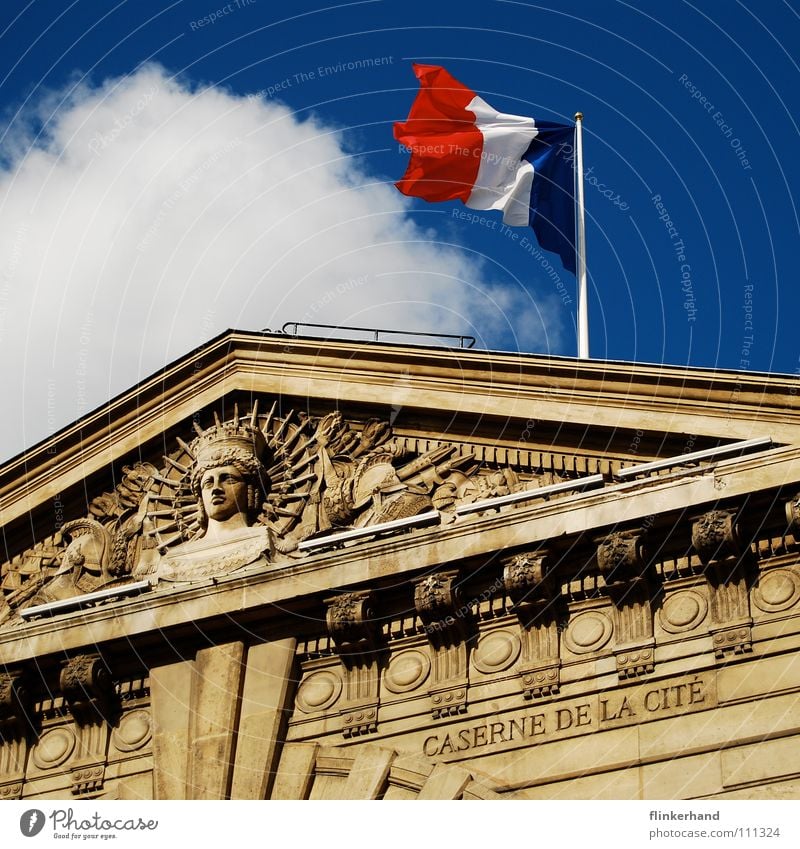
[1,0,798,457]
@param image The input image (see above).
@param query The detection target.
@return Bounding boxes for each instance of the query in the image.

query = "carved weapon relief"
[0,462,158,619]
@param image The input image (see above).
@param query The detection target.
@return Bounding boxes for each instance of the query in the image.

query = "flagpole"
[574,112,589,359]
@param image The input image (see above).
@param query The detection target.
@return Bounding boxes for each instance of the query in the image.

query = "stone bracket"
[504,550,552,606]
[0,735,26,794]
[785,492,800,539]
[518,661,561,699]
[55,655,114,797]
[0,778,23,800]
[614,641,656,679]
[710,621,753,659]
[696,509,754,663]
[340,700,379,738]
[692,509,740,565]
[597,530,648,583]
[0,668,33,738]
[325,591,381,738]
[71,763,106,796]
[429,685,467,719]
[414,571,470,718]
[503,551,562,700]
[0,668,32,795]
[326,591,376,650]
[60,655,118,727]
[597,532,656,681]
[64,713,111,796]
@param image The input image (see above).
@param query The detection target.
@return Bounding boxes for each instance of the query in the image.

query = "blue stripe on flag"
[522,123,576,274]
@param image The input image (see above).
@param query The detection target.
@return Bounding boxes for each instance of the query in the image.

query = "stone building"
[1,330,799,800]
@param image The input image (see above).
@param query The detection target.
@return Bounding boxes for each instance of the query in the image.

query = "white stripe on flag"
[465,95,539,226]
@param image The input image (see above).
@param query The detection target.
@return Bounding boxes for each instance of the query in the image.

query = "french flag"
[394,64,576,273]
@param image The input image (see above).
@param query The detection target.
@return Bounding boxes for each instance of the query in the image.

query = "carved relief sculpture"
[155,407,275,582]
[1,399,550,608]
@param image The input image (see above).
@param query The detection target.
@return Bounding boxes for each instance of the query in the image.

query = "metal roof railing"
[277,322,476,349]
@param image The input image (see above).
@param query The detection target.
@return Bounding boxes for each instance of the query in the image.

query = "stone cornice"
[2,330,798,525]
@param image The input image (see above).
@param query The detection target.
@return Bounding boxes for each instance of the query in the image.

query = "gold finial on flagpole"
[574,112,583,121]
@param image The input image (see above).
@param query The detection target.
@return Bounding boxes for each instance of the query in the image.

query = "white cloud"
[0,65,564,460]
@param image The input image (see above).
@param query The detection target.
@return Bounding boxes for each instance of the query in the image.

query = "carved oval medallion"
[384,650,430,694]
[295,670,342,713]
[563,610,612,654]
[473,630,520,674]
[112,709,152,752]
[659,590,708,633]
[753,569,800,613]
[32,727,76,769]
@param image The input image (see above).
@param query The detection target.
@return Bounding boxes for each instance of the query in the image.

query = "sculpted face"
[200,465,249,523]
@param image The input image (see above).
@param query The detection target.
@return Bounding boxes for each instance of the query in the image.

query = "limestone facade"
[1,331,799,800]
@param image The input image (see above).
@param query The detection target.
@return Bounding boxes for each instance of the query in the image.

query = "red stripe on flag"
[393,64,483,203]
